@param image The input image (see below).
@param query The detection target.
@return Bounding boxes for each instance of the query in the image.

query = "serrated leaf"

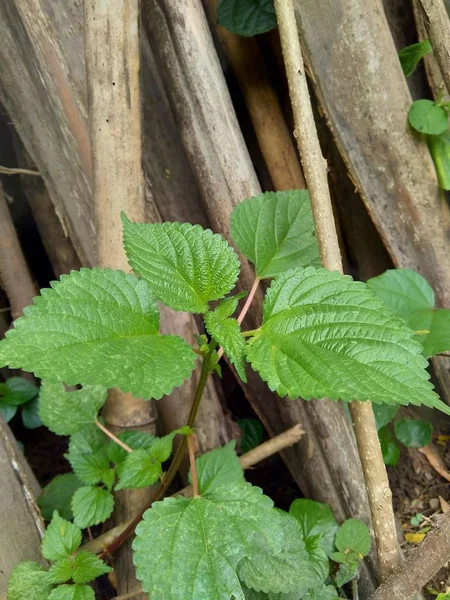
[205,309,247,382]
[48,585,95,600]
[149,427,192,463]
[394,418,433,448]
[0,268,197,400]
[107,430,156,465]
[7,561,52,600]
[71,486,114,528]
[0,376,38,406]
[372,404,399,430]
[38,474,84,521]
[194,441,244,494]
[289,499,339,557]
[22,397,42,429]
[66,425,111,486]
[238,418,263,454]
[122,216,240,313]
[230,190,320,278]
[47,559,76,584]
[399,40,432,77]
[217,0,276,36]
[215,292,248,318]
[115,449,162,490]
[41,511,82,561]
[134,482,301,600]
[408,99,448,135]
[246,267,448,414]
[71,551,112,584]
[378,426,401,466]
[39,382,107,436]
[335,519,371,557]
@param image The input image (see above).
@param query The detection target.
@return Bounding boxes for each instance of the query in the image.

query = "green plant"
[399,40,450,190]
[238,418,264,453]
[3,190,450,599]
[0,376,41,429]
[217,0,276,37]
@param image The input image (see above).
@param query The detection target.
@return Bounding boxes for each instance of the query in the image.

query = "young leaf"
[399,40,432,77]
[246,267,448,414]
[149,427,192,463]
[21,397,42,429]
[289,499,339,557]
[72,486,114,528]
[39,382,107,436]
[194,441,244,494]
[238,418,264,454]
[215,292,247,318]
[408,99,448,135]
[204,309,247,381]
[48,585,95,600]
[378,426,401,466]
[115,449,162,490]
[335,519,371,557]
[394,418,433,448]
[122,216,240,313]
[0,376,38,405]
[38,473,84,521]
[217,0,276,36]
[372,404,399,430]
[41,511,82,561]
[47,558,75,584]
[334,559,360,588]
[133,482,305,600]
[428,129,450,191]
[230,190,320,278]
[66,425,112,486]
[7,561,53,600]
[71,551,112,584]
[107,430,156,465]
[0,268,197,400]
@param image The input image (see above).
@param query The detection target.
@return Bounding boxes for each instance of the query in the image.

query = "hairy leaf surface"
[7,561,52,600]
[0,268,196,399]
[66,424,111,486]
[41,512,82,561]
[246,268,447,412]
[116,449,162,490]
[194,441,244,494]
[48,585,95,600]
[123,216,240,313]
[230,191,320,278]
[71,486,114,528]
[205,309,247,381]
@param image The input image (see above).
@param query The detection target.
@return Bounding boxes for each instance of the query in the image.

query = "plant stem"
[237,277,261,324]
[187,435,199,497]
[353,578,359,600]
[274,0,401,581]
[95,419,133,453]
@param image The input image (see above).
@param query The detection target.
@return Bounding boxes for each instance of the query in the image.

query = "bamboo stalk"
[416,0,450,95]
[274,0,401,582]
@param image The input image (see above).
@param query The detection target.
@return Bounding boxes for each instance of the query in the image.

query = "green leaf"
[149,427,191,463]
[238,418,263,454]
[22,397,42,429]
[0,268,197,400]
[47,559,76,584]
[378,426,401,466]
[38,473,84,521]
[302,585,339,600]
[194,441,244,494]
[372,404,399,430]
[399,40,432,77]
[289,499,339,557]
[71,551,112,584]
[7,561,53,600]
[107,430,156,465]
[115,449,162,490]
[0,403,17,422]
[215,292,247,318]
[39,382,107,436]
[428,129,450,191]
[66,425,112,486]
[230,190,320,279]
[204,309,247,382]
[246,267,446,413]
[72,486,114,528]
[409,308,450,357]
[217,0,276,36]
[0,376,38,406]
[334,559,359,588]
[408,99,448,135]
[335,519,371,557]
[41,511,82,561]
[134,482,308,600]
[394,418,433,448]
[48,585,95,600]
[122,216,240,313]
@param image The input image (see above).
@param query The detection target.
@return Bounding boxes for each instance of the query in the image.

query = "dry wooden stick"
[0,183,37,318]
[274,0,401,581]
[0,165,40,177]
[204,0,306,191]
[370,513,450,600]
[417,0,450,95]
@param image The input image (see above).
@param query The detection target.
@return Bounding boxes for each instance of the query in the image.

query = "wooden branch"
[370,513,450,600]
[0,165,40,176]
[417,0,450,95]
[84,2,157,597]
[0,182,36,318]
[204,0,306,191]
[274,0,401,583]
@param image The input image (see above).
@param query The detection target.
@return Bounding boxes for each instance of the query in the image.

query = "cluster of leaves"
[7,511,111,600]
[0,376,41,429]
[399,40,450,190]
[133,443,371,600]
[37,382,190,528]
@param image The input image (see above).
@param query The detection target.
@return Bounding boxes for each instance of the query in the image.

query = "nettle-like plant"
[3,190,450,600]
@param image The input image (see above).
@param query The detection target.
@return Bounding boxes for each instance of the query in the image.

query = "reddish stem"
[95,419,133,453]
[187,435,199,497]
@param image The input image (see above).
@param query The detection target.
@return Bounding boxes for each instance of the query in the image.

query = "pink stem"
[95,419,133,453]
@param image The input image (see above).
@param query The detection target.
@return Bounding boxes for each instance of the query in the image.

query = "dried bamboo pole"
[416,0,450,95]
[274,0,401,582]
